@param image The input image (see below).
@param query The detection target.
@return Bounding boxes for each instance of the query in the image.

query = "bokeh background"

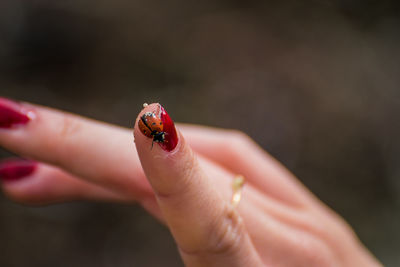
[1,1,399,266]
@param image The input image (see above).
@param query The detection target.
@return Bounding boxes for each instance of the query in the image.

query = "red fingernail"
[159,104,178,152]
[0,97,32,128]
[0,159,37,182]
[138,103,178,152]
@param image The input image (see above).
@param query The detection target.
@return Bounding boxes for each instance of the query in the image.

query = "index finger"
[0,97,152,199]
[134,103,263,267]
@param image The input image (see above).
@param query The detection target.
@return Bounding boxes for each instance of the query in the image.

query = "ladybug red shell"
[138,112,165,145]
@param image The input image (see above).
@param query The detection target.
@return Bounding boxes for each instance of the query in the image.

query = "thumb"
[133,103,262,267]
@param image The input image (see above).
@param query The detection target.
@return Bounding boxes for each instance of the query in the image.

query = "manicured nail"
[138,103,178,152]
[0,97,33,128]
[159,104,178,152]
[0,159,37,182]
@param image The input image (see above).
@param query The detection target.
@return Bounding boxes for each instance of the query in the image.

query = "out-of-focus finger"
[0,158,131,204]
[0,97,153,200]
[0,158,162,219]
[180,124,316,207]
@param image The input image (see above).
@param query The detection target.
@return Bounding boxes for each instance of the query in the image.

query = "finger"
[0,158,162,219]
[134,103,263,267]
[0,97,153,200]
[0,158,130,204]
[180,124,316,207]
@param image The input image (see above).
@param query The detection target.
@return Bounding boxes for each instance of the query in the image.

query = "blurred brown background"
[0,1,399,266]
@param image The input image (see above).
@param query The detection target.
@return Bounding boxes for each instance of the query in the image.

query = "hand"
[0,98,381,266]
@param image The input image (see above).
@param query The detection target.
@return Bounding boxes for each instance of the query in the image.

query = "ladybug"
[138,111,165,148]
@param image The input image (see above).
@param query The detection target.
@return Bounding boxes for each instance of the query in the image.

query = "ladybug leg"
[152,132,165,143]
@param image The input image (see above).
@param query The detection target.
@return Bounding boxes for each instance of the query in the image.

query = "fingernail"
[159,104,178,152]
[138,103,178,152]
[0,159,37,182]
[0,97,33,128]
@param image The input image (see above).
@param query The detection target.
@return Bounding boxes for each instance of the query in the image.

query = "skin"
[0,101,382,266]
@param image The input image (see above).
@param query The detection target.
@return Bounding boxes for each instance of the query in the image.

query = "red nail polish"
[0,159,37,182]
[159,105,178,152]
[0,97,32,128]
[138,103,178,152]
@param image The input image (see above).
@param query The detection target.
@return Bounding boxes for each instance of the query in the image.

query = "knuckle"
[229,130,251,145]
[301,213,330,237]
[59,115,82,140]
[204,204,246,256]
[223,130,254,158]
[295,236,334,267]
[179,204,247,258]
[302,212,361,262]
[231,130,254,149]
[53,115,83,163]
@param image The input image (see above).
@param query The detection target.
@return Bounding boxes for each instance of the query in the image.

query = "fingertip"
[134,103,190,198]
[134,103,179,153]
[0,159,45,204]
[1,161,75,205]
[0,158,38,183]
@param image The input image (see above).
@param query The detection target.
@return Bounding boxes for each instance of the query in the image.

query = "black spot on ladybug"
[152,122,156,125]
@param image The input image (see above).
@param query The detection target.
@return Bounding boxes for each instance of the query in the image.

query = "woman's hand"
[0,98,381,266]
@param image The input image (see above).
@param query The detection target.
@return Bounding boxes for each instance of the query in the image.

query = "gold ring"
[231,175,245,208]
